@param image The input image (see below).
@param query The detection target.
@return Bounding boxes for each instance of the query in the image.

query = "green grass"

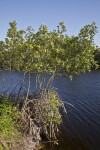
[0,95,20,149]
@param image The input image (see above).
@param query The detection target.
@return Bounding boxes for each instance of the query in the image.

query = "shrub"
[0,95,20,149]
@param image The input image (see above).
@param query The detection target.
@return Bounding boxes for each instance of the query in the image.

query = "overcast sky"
[0,0,100,46]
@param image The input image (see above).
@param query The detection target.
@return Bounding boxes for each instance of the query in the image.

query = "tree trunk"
[26,71,30,100]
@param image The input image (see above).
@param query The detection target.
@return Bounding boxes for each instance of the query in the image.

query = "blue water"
[0,70,100,150]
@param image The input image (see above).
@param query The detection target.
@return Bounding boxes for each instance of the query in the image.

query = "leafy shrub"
[0,95,20,148]
[44,90,62,125]
[40,90,63,139]
[0,144,4,150]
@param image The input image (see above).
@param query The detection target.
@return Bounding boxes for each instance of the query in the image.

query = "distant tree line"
[94,46,100,66]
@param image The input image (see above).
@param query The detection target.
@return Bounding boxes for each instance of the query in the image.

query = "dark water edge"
[0,70,100,150]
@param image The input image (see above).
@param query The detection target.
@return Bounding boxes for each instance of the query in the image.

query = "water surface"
[0,70,100,150]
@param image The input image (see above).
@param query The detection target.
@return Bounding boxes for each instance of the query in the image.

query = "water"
[0,70,100,150]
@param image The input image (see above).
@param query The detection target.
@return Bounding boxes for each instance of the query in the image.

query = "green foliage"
[94,46,100,66]
[42,91,62,126]
[0,21,98,76]
[0,96,20,148]
[78,22,97,42]
[0,144,4,150]
[4,21,26,70]
[0,41,8,69]
[7,141,13,147]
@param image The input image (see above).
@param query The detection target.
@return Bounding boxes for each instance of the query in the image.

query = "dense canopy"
[0,21,98,77]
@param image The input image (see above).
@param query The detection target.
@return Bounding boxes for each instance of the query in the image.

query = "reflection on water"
[0,70,100,150]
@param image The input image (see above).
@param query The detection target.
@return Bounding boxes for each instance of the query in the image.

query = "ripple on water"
[0,70,100,150]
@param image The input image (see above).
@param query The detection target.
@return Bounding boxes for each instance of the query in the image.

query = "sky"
[0,0,100,46]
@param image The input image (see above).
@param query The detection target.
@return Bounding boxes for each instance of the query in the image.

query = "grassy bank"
[0,90,63,150]
[0,95,41,150]
[0,95,21,150]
